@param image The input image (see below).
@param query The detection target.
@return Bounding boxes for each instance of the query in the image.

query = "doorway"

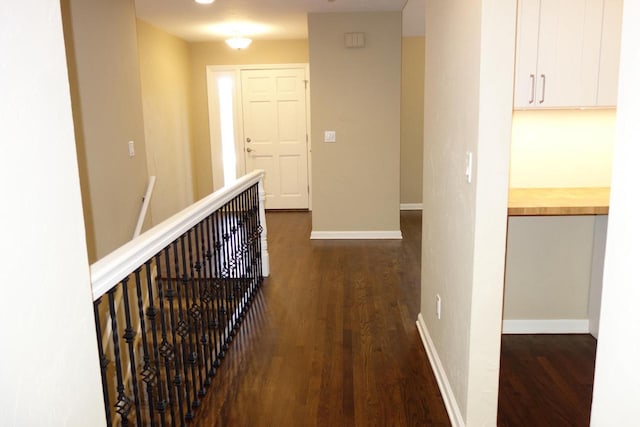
[206,64,311,210]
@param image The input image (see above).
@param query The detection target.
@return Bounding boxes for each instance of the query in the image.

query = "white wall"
[0,1,105,425]
[591,1,640,423]
[418,0,515,425]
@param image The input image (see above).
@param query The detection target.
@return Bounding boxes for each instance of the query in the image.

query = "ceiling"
[134,0,425,42]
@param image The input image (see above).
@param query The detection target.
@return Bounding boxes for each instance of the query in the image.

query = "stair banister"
[91,169,268,301]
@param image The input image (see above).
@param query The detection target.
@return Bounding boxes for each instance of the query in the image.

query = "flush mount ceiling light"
[195,0,214,4]
[225,36,252,50]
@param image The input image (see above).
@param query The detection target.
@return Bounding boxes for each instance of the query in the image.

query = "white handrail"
[90,169,267,301]
[133,175,156,239]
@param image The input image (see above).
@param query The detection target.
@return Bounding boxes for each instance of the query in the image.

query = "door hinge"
[304,79,309,89]
[306,134,308,143]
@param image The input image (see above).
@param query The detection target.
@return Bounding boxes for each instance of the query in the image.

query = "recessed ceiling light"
[195,0,214,4]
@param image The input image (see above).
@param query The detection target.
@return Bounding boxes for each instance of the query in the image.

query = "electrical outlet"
[436,294,442,320]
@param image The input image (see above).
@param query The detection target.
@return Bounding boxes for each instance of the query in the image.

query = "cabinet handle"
[539,74,546,104]
[528,74,535,104]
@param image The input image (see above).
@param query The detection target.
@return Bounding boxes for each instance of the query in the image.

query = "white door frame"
[206,63,312,210]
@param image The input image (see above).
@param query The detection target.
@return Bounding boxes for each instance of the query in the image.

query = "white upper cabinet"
[514,0,621,109]
[597,0,623,106]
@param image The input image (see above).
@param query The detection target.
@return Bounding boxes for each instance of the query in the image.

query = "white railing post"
[258,174,270,277]
[133,176,156,239]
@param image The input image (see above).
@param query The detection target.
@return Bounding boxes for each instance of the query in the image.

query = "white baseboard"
[309,230,403,240]
[416,314,465,427]
[502,319,590,334]
[400,203,423,211]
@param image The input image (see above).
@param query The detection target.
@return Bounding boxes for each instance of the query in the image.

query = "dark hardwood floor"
[498,334,597,427]
[195,211,450,426]
[194,211,597,426]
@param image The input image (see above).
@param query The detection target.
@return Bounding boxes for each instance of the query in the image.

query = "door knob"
[246,137,251,143]
[246,147,254,153]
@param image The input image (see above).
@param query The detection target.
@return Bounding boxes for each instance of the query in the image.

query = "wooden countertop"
[508,187,610,216]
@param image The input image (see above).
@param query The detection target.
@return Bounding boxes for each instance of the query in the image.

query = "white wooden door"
[241,68,309,209]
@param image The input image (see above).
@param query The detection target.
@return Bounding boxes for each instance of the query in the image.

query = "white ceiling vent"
[344,32,365,48]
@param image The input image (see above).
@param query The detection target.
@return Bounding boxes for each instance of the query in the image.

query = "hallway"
[195,211,450,426]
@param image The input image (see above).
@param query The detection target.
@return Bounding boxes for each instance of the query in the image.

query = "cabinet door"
[597,0,622,106]
[514,0,542,108]
[536,0,603,107]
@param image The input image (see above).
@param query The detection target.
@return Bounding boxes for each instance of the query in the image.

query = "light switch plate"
[324,131,336,143]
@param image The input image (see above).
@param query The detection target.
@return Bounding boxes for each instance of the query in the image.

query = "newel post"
[258,174,270,277]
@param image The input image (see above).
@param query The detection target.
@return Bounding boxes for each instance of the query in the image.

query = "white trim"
[400,203,423,211]
[258,177,270,277]
[416,314,465,427]
[502,319,590,334]
[588,215,608,339]
[309,230,402,240]
[91,170,266,301]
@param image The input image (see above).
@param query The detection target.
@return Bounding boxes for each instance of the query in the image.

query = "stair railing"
[90,170,268,426]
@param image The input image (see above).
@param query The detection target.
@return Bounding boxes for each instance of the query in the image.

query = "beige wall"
[0,1,105,424]
[137,20,195,224]
[591,1,640,422]
[510,110,616,188]
[189,40,309,198]
[401,37,425,205]
[420,0,515,424]
[308,12,401,233]
[504,216,594,320]
[63,0,149,261]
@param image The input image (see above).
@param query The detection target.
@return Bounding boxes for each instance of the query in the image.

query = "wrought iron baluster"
[253,185,262,290]
[246,186,257,299]
[148,257,173,427]
[195,220,215,384]
[231,194,243,324]
[235,191,246,316]
[135,265,156,427]
[177,235,197,419]
[207,214,219,375]
[186,228,205,402]
[108,286,132,426]
[254,183,265,291]
[247,185,257,298]
[159,251,179,427]
[93,298,112,426]
[222,201,235,340]
[240,188,251,310]
[121,275,143,426]
[167,240,191,420]
[212,209,229,355]
[244,187,255,300]
[234,193,246,320]
[210,210,225,361]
